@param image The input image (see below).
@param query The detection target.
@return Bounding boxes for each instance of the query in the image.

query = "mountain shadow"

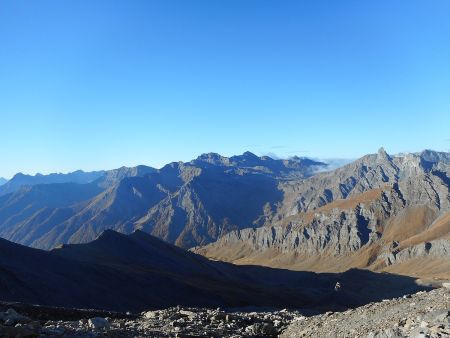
[0,230,430,313]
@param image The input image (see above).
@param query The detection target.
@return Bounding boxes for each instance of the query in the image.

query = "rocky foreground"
[0,304,302,337]
[1,286,450,337]
[282,286,450,338]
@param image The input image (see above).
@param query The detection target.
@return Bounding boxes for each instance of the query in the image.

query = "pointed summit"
[229,151,261,166]
[242,151,259,159]
[375,147,394,167]
[377,147,391,162]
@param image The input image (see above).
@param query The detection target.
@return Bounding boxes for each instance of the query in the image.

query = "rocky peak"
[193,153,230,166]
[420,149,450,164]
[242,151,259,159]
[229,151,262,167]
[377,147,392,163]
[96,229,124,241]
[399,152,433,175]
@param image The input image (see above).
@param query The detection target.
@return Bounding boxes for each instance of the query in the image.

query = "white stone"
[88,317,110,330]
[144,311,157,319]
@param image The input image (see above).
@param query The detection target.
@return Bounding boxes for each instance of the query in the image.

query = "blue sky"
[1,0,449,178]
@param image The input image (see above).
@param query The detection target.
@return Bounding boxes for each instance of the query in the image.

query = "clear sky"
[1,1,449,178]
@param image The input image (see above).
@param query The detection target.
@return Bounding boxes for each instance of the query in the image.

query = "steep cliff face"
[196,149,450,277]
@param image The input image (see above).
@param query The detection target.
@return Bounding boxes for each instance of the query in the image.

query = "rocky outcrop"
[383,239,450,266]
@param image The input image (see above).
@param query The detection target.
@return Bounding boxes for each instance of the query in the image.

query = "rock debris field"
[1,286,450,337]
[282,286,450,338]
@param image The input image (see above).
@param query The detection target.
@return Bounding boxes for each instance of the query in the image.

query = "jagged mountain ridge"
[0,152,326,249]
[191,151,325,179]
[196,148,450,279]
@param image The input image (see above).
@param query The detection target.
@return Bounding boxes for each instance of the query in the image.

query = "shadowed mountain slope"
[0,230,427,312]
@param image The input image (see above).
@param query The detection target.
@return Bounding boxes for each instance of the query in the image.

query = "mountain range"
[0,152,326,249]
[0,178,7,186]
[196,148,450,279]
[1,148,449,282]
